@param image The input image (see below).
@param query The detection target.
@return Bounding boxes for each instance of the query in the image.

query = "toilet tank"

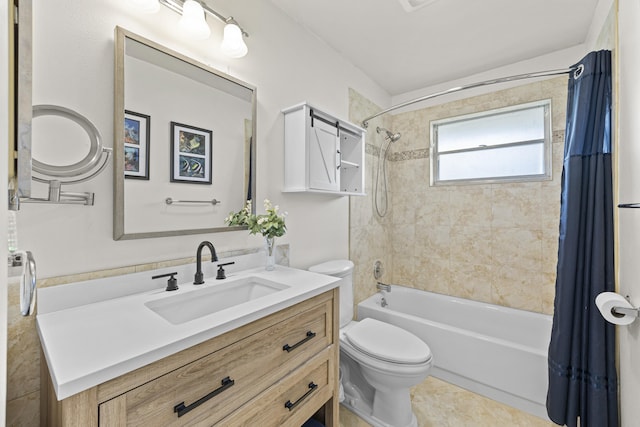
[308,260,354,328]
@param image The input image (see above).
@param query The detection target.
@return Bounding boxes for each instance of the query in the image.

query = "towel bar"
[165,197,220,206]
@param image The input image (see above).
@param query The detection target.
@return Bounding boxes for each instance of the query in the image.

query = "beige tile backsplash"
[5,245,286,426]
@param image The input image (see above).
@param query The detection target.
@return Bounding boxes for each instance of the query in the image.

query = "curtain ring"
[573,64,585,80]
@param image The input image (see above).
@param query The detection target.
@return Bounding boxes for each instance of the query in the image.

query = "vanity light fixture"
[133,0,249,58]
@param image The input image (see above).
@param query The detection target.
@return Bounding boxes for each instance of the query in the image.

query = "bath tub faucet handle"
[376,282,391,292]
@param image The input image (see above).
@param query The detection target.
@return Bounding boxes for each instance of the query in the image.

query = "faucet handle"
[216,262,235,280]
[152,272,179,292]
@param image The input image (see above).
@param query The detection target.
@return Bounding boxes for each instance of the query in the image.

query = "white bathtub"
[357,285,553,420]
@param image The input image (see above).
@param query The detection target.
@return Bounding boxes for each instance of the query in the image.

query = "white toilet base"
[341,400,418,427]
[306,259,427,427]
[339,332,429,427]
[370,386,415,427]
[340,361,419,427]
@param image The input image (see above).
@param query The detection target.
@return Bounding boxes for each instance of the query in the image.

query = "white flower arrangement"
[225,199,287,239]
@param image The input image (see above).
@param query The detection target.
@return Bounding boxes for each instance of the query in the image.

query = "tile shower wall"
[347,80,565,426]
[387,77,566,314]
[350,77,566,315]
[348,88,395,307]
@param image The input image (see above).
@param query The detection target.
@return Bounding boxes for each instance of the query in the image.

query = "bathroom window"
[430,100,552,185]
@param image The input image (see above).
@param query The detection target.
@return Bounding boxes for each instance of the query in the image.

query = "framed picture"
[170,122,212,184]
[124,110,150,179]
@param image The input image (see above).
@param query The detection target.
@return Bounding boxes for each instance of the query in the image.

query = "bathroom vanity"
[37,265,340,426]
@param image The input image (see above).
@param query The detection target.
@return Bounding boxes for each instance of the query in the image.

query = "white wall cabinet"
[283,102,365,196]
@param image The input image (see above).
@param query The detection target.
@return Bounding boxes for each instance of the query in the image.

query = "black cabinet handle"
[173,376,234,418]
[284,382,318,411]
[282,331,316,353]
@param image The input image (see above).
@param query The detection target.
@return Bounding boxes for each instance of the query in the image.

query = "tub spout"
[377,282,391,292]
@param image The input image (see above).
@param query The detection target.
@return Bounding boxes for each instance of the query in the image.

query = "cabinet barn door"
[308,119,340,191]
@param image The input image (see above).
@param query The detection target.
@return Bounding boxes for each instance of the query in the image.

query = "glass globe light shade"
[178,0,211,40]
[220,23,248,58]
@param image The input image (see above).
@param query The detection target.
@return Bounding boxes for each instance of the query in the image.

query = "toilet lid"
[308,260,354,276]
[344,318,431,364]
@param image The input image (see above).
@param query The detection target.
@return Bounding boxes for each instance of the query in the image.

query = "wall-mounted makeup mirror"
[114,27,256,240]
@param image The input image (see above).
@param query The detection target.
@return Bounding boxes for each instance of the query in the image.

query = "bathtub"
[357,285,553,420]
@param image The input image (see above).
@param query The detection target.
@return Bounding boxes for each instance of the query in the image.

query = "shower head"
[376,126,401,142]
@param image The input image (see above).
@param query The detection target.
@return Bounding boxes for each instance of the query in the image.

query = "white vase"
[265,236,275,271]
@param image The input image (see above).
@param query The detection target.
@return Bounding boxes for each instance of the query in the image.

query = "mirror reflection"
[114,27,256,240]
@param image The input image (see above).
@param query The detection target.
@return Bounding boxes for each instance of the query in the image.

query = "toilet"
[309,260,432,427]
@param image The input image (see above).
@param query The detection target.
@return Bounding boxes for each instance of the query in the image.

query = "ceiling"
[269,0,600,95]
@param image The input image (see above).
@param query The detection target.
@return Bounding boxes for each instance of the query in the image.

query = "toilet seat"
[344,318,432,365]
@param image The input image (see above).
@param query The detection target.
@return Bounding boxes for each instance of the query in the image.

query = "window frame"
[430,99,553,186]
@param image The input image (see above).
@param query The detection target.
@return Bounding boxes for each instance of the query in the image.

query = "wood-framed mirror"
[113,27,256,240]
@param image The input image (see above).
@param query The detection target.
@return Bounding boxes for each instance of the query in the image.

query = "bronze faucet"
[194,241,218,284]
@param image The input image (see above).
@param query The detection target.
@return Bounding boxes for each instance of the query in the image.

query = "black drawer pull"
[283,331,316,353]
[284,382,318,411]
[173,376,234,418]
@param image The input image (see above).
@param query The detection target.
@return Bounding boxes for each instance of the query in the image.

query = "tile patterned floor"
[339,377,554,427]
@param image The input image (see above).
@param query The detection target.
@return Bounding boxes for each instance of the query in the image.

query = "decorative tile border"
[365,142,380,157]
[553,130,565,144]
[388,148,429,161]
[366,143,427,161]
[34,244,290,289]
[366,130,565,163]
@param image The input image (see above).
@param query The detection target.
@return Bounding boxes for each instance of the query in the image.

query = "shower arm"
[361,67,576,128]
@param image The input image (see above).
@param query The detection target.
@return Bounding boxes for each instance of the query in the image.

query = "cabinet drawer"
[99,300,332,426]
[219,349,333,427]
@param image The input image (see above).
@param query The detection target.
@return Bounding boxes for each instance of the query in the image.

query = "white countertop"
[37,265,339,400]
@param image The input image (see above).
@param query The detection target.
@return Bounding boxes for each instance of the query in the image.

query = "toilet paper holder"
[596,292,639,325]
[611,303,639,318]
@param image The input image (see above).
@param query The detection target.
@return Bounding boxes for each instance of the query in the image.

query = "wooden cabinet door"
[217,351,333,427]
[97,300,332,426]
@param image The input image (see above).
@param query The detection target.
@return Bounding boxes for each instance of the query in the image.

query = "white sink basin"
[145,276,290,325]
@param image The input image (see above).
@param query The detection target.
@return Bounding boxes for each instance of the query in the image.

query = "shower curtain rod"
[361,67,576,128]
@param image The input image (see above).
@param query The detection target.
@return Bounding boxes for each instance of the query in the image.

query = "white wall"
[0,0,8,422]
[616,0,640,424]
[19,0,390,278]
[389,45,586,113]
[390,0,615,114]
[585,0,616,50]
